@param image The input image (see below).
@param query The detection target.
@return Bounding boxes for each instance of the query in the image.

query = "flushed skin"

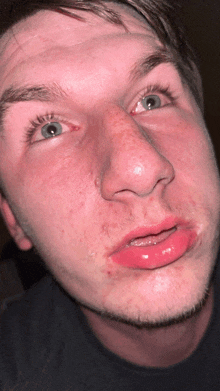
[0,5,220,348]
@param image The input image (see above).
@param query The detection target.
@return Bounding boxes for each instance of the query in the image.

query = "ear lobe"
[0,195,33,251]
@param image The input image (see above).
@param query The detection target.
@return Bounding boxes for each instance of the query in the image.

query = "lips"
[109,218,197,270]
[129,227,176,247]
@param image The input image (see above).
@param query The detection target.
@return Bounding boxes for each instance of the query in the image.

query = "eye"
[132,86,177,116]
[25,113,77,144]
[134,94,162,114]
[41,122,62,139]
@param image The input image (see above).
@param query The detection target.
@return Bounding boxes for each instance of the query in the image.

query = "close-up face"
[0,5,220,326]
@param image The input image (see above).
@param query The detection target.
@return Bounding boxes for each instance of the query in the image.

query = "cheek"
[23,141,94,194]
[148,114,220,226]
[3,140,100,238]
[158,116,220,195]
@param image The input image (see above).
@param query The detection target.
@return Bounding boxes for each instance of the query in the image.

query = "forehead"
[1,3,155,46]
[0,6,161,91]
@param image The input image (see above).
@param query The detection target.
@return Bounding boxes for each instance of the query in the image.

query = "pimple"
[106,269,114,277]
[59,228,65,238]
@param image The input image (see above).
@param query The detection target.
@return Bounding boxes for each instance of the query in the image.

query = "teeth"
[130,236,158,246]
[129,228,176,247]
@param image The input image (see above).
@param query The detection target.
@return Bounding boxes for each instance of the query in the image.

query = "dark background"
[0,0,220,251]
[176,0,220,165]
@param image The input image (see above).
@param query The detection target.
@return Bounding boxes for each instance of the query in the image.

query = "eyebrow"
[129,48,175,82]
[0,48,175,130]
[0,84,67,130]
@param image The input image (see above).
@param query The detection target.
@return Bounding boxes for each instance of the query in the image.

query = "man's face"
[0,6,220,325]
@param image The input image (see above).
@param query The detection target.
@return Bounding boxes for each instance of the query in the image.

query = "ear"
[0,194,33,251]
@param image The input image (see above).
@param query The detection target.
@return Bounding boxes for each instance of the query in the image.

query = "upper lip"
[108,217,189,256]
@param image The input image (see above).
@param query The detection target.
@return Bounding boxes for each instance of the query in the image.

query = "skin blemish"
[101,223,110,236]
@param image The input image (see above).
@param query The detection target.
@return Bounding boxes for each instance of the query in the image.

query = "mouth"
[129,227,176,247]
[109,219,197,270]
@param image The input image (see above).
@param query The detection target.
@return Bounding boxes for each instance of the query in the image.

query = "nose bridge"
[99,105,175,200]
[105,106,146,149]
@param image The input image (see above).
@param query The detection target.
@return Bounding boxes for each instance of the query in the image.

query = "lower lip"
[110,229,196,269]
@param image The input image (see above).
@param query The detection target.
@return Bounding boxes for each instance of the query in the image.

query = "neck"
[81,287,213,368]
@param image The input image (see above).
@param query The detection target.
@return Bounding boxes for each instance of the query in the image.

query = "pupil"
[147,98,155,108]
[47,124,57,135]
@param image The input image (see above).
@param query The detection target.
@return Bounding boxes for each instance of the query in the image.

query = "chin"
[90,294,210,330]
[83,282,212,330]
[80,256,216,329]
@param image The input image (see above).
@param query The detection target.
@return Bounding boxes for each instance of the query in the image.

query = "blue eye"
[141,95,161,110]
[41,122,62,139]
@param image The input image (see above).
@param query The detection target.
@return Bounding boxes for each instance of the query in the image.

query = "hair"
[0,0,203,112]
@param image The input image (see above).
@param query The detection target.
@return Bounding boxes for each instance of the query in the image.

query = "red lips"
[109,218,197,270]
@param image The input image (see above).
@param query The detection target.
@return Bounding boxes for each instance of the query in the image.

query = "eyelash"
[25,113,63,143]
[134,83,178,110]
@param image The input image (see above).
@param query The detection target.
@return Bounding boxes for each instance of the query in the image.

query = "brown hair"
[0,0,203,111]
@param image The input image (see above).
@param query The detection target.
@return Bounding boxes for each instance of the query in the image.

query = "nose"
[99,107,175,201]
